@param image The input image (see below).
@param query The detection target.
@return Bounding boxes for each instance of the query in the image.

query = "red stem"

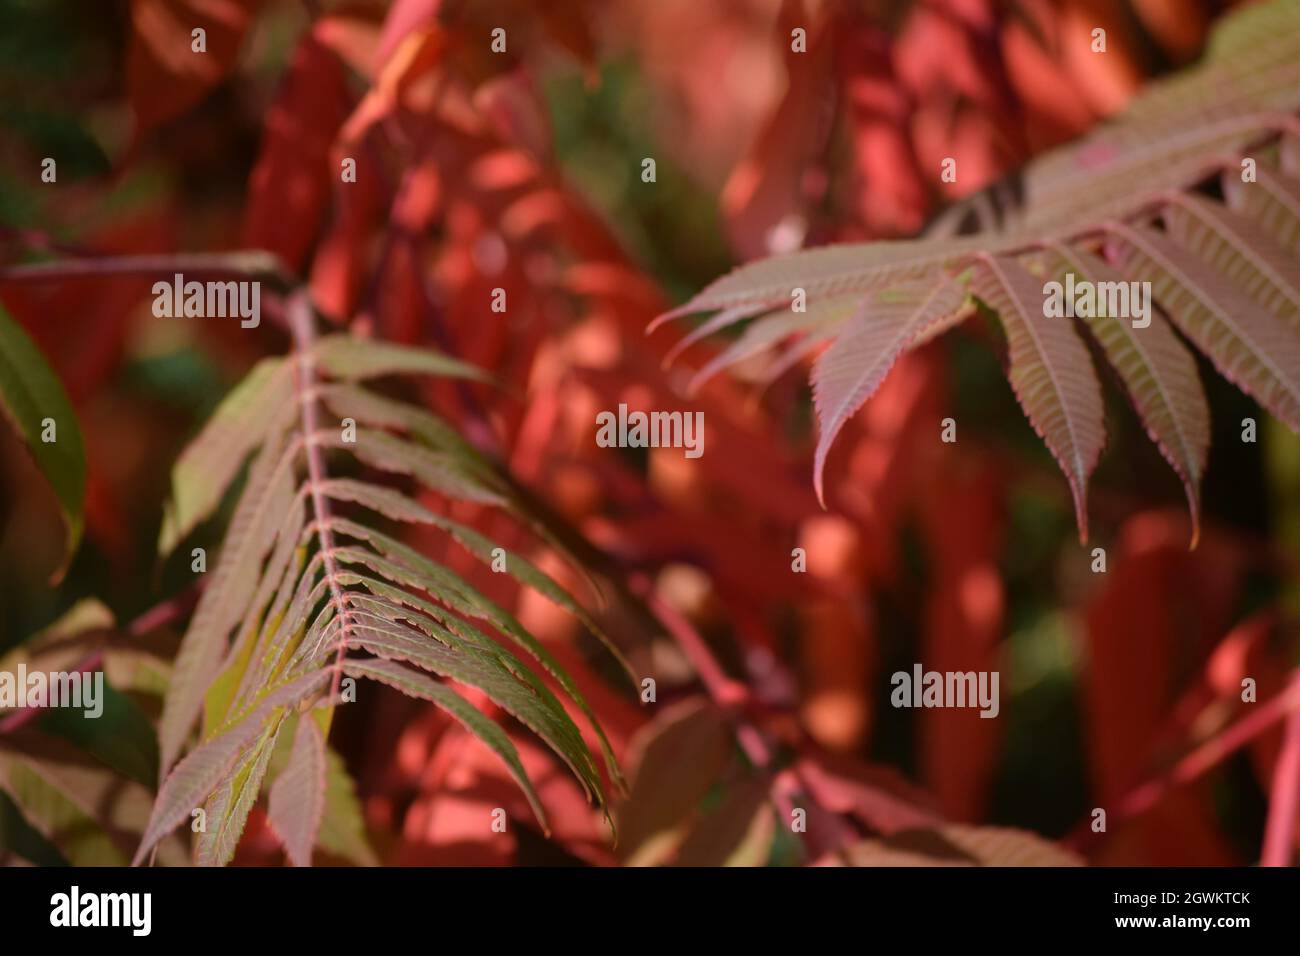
[0,583,200,734]
[630,572,846,856]
[1261,667,1300,866]
[287,293,352,703]
[1068,667,1300,849]
[0,250,294,290]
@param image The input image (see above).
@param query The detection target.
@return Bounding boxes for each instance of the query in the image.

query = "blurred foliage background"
[1,0,1298,866]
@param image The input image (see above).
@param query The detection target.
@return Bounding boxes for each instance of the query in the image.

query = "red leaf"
[720,0,836,259]
[916,455,1005,821]
[127,0,264,143]
[243,31,351,272]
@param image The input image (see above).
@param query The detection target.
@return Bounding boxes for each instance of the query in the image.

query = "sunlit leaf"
[0,305,85,578]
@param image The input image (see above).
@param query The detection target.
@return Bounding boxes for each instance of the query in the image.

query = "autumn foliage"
[1,0,1299,868]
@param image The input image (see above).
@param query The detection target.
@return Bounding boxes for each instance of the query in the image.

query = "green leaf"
[829,825,1083,867]
[973,255,1106,541]
[0,305,85,578]
[0,786,68,866]
[36,682,159,786]
[329,514,624,791]
[1050,244,1210,544]
[686,296,859,393]
[344,657,549,833]
[158,357,293,555]
[342,612,603,803]
[1,762,126,864]
[1107,223,1300,430]
[195,717,283,866]
[316,741,377,866]
[662,0,1300,534]
[323,479,633,680]
[147,320,626,864]
[1223,165,1300,259]
[0,729,186,866]
[312,335,491,383]
[673,778,774,867]
[1163,194,1300,334]
[266,713,326,866]
[158,428,300,774]
[318,382,483,460]
[329,427,508,506]
[661,240,979,319]
[135,669,329,864]
[811,273,970,502]
[617,699,734,866]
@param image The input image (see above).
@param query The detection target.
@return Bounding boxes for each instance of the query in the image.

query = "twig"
[0,582,201,734]
[629,572,847,857]
[1067,667,1300,850]
[287,292,352,703]
[0,250,297,294]
[1262,667,1300,866]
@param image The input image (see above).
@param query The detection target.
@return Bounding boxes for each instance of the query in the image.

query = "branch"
[0,582,201,735]
[286,292,352,702]
[1066,667,1300,851]
[1262,667,1300,866]
[629,572,852,858]
[0,250,297,294]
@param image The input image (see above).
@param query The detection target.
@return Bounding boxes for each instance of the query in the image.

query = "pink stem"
[631,573,844,855]
[286,293,352,703]
[0,250,294,289]
[1069,668,1300,849]
[1262,667,1300,866]
[0,583,200,734]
